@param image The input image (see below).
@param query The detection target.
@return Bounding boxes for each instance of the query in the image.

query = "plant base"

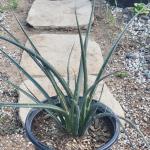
[25,98,120,150]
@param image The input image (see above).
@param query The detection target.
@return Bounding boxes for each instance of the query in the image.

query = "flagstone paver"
[21,34,103,77]
[27,0,93,29]
[19,76,125,124]
[19,0,124,127]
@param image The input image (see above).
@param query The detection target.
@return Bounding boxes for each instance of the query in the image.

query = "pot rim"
[25,98,120,150]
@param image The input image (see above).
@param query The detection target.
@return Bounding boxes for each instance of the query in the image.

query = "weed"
[134,3,150,15]
[106,4,116,27]
[115,71,129,78]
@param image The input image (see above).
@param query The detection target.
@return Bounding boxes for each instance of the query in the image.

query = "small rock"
[122,7,134,22]
[0,13,4,22]
[145,87,150,94]
[146,37,150,45]
[143,117,148,122]
[139,97,145,101]
[126,53,139,59]
[144,70,150,79]
[135,119,139,124]
[141,15,149,21]
[122,105,128,112]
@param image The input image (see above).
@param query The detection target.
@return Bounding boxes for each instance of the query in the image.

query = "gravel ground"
[97,2,150,150]
[0,0,149,150]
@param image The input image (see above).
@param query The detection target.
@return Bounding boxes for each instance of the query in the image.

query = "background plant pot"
[25,97,120,150]
[107,0,149,7]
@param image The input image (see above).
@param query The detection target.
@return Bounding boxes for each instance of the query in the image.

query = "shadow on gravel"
[106,0,149,8]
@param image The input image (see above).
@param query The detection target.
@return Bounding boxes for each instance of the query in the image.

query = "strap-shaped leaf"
[68,99,80,136]
[0,48,51,100]
[76,1,96,125]
[1,46,68,112]
[0,103,67,115]
[2,77,65,127]
[80,70,120,122]
[0,36,73,97]
[85,70,121,98]
[13,12,40,55]
[74,9,87,101]
[0,24,20,43]
[44,70,69,112]
[67,43,75,87]
[84,0,95,55]
[88,13,139,101]
[0,24,67,107]
[1,78,40,104]
[12,14,68,110]
[120,123,135,149]
[118,116,150,148]
[94,113,150,148]
[75,1,95,123]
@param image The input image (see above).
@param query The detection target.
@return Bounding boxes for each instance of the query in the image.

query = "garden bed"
[0,0,149,149]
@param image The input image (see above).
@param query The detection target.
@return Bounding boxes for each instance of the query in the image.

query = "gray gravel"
[105,4,150,149]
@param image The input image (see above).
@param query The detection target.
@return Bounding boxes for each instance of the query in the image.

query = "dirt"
[0,0,149,150]
[32,111,112,150]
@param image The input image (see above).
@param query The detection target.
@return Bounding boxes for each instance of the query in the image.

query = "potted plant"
[0,0,149,150]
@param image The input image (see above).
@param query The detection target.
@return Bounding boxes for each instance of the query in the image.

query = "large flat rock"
[27,0,93,29]
[19,76,124,124]
[21,34,103,77]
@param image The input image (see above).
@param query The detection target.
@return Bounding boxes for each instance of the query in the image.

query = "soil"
[0,0,149,150]
[32,111,112,150]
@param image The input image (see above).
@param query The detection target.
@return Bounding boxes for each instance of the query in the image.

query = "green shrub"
[134,3,150,14]
[0,0,18,12]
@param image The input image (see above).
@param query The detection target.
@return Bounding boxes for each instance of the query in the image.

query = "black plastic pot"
[107,0,149,8]
[25,97,120,150]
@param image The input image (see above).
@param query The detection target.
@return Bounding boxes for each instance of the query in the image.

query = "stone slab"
[19,76,125,124]
[27,0,93,29]
[21,34,103,77]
